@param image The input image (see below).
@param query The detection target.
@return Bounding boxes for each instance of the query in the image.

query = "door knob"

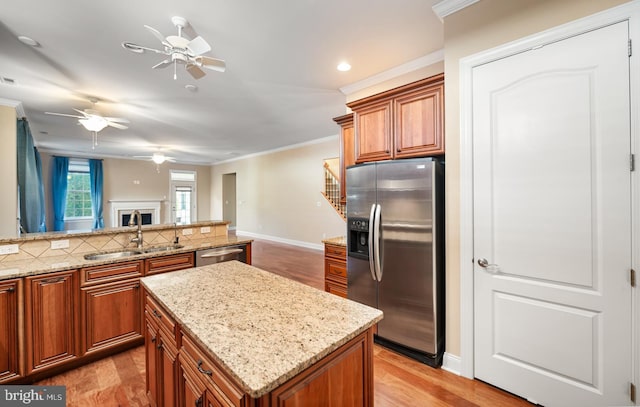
[477,258,500,273]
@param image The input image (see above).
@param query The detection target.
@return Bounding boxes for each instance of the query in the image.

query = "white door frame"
[459,1,640,393]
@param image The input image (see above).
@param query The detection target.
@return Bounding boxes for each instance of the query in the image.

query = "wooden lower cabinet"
[81,260,144,355]
[146,295,179,407]
[324,243,347,298]
[25,270,79,374]
[146,252,195,275]
[0,279,21,382]
[81,279,143,354]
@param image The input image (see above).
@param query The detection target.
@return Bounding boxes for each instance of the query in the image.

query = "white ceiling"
[0,0,443,165]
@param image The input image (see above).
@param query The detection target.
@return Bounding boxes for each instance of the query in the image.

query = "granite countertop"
[322,235,346,246]
[141,261,383,398]
[0,236,252,281]
[2,220,230,243]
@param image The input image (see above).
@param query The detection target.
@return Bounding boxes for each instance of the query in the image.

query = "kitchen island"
[141,260,383,406]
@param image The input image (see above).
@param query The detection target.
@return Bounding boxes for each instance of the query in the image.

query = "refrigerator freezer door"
[346,163,377,309]
[375,158,437,354]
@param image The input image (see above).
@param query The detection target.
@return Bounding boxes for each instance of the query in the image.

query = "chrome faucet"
[129,210,143,248]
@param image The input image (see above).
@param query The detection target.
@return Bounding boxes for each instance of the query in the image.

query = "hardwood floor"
[35,237,531,407]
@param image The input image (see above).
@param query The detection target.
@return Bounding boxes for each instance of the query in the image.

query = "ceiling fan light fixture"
[152,153,166,164]
[79,116,108,132]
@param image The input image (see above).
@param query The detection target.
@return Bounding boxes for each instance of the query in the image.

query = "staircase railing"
[322,160,346,220]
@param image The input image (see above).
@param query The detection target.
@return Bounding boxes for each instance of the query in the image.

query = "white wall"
[211,137,346,248]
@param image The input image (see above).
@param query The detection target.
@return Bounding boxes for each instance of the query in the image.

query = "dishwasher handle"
[200,248,243,258]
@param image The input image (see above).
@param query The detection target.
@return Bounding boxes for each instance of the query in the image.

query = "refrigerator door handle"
[373,204,382,281]
[367,203,377,281]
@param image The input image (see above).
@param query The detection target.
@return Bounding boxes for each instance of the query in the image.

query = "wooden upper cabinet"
[25,270,79,374]
[348,73,444,163]
[0,279,21,383]
[334,113,355,204]
[394,81,444,157]
[353,100,393,163]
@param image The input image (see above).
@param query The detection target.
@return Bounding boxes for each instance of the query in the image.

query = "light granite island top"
[141,260,383,400]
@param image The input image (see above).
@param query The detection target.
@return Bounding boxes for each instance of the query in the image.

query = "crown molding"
[339,49,444,96]
[432,0,480,21]
[0,98,25,117]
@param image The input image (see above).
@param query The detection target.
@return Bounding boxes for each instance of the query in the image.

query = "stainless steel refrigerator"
[346,157,444,366]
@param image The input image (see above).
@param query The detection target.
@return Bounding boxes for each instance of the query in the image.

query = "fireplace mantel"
[109,200,162,227]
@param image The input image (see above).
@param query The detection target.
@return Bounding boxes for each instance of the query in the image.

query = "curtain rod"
[51,155,103,161]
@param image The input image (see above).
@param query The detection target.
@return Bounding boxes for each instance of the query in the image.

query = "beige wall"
[0,105,17,237]
[211,137,346,246]
[40,153,212,231]
[442,0,628,357]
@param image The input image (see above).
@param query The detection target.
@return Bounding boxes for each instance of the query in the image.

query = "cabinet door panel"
[82,279,142,354]
[145,321,160,407]
[394,83,444,157]
[25,271,78,373]
[0,279,20,382]
[355,101,392,163]
[160,332,178,407]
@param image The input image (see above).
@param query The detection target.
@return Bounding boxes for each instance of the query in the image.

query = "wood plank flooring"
[35,237,531,407]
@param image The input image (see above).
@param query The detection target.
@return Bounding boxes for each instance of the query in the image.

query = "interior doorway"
[222,173,237,229]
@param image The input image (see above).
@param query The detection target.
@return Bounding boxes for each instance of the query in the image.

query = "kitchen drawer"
[325,279,347,299]
[325,257,346,279]
[145,295,176,337]
[324,243,346,260]
[145,252,194,275]
[180,333,245,407]
[81,260,143,286]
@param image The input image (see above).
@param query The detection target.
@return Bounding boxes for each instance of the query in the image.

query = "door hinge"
[631,154,635,172]
[631,268,636,288]
[631,382,636,403]
[629,39,633,57]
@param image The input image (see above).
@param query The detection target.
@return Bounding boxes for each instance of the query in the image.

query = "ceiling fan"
[134,152,176,172]
[45,100,129,149]
[122,16,226,80]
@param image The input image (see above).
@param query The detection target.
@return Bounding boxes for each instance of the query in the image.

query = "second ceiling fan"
[122,16,226,80]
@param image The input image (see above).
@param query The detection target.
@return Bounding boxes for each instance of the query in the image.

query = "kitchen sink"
[142,244,184,253]
[84,250,143,261]
[83,244,184,261]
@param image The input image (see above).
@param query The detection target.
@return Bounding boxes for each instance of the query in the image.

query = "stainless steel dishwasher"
[195,244,247,266]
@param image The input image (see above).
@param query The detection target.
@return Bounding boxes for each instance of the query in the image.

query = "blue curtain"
[52,156,69,231]
[34,148,46,232]
[89,159,104,229]
[16,119,45,233]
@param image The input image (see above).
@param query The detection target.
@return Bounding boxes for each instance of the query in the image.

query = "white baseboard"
[442,352,461,376]
[235,231,324,251]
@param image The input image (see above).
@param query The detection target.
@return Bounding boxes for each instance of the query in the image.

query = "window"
[65,160,92,219]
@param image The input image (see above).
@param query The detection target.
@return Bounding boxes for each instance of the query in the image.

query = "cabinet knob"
[152,309,162,319]
[7,287,15,293]
[151,336,156,343]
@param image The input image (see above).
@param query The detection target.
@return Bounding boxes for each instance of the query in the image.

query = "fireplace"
[109,200,161,227]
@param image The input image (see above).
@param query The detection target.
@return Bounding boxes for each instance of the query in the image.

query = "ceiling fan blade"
[107,122,128,130]
[144,25,170,46]
[72,108,90,117]
[122,42,168,55]
[104,117,130,124]
[186,36,211,56]
[152,59,172,69]
[196,56,226,72]
[186,64,206,80]
[44,112,84,119]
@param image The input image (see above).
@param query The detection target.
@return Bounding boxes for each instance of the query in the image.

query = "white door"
[473,22,632,406]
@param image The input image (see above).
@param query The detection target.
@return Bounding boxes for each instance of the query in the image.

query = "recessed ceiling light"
[18,36,40,47]
[0,77,16,85]
[185,84,198,92]
[40,131,48,135]
[337,62,351,72]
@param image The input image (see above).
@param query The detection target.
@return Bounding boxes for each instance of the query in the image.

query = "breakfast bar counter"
[141,260,383,406]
